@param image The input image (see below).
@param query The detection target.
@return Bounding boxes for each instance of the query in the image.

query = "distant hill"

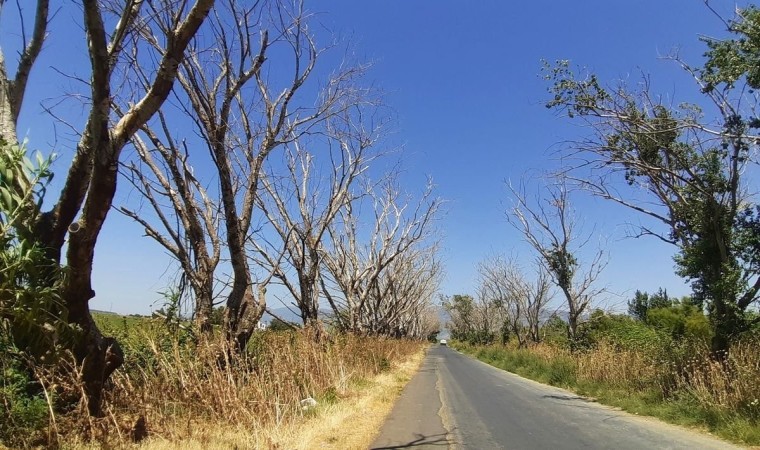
[91,309,120,316]
[262,306,301,324]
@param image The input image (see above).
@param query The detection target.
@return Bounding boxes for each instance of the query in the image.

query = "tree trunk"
[61,141,125,416]
[68,298,124,416]
[194,278,214,333]
[567,313,579,348]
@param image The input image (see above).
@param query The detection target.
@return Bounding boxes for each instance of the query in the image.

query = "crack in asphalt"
[435,358,459,450]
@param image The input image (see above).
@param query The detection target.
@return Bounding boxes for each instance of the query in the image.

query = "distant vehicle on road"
[440,339,447,346]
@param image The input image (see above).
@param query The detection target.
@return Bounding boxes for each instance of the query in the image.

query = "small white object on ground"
[300,397,318,410]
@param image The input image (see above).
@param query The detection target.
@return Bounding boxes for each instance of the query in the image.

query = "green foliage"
[269,317,297,332]
[577,309,669,353]
[94,311,197,378]
[443,294,475,341]
[543,9,760,350]
[547,245,576,291]
[646,302,713,342]
[0,333,49,448]
[0,138,69,356]
[541,313,570,347]
[456,341,578,388]
[702,6,760,91]
[627,288,672,321]
[0,138,68,447]
[210,305,225,326]
[442,294,496,345]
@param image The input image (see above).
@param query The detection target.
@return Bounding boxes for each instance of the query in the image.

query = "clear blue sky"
[3,1,747,314]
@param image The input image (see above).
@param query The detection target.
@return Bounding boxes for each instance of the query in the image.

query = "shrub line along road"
[370,346,741,450]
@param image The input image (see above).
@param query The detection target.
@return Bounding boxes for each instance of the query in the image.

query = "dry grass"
[44,329,423,449]
[266,347,425,450]
[676,340,760,419]
[575,342,664,389]
[457,336,760,445]
[73,346,426,450]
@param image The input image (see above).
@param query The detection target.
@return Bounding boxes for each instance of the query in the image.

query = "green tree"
[627,288,672,321]
[443,294,475,341]
[545,6,760,352]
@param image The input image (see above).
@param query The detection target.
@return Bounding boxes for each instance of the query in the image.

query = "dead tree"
[120,0,367,349]
[364,241,443,337]
[0,0,48,144]
[119,114,222,333]
[321,176,442,334]
[252,104,381,332]
[507,177,606,342]
[477,255,552,346]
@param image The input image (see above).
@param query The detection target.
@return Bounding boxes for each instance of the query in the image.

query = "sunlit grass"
[453,339,760,446]
[36,314,426,448]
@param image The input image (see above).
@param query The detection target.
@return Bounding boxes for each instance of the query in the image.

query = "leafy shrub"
[647,303,712,342]
[0,139,68,447]
[0,337,48,447]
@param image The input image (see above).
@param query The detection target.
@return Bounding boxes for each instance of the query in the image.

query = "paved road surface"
[371,346,741,450]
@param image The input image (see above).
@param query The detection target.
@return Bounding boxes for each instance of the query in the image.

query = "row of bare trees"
[446,175,607,346]
[0,0,441,417]
[445,257,552,347]
[119,0,443,341]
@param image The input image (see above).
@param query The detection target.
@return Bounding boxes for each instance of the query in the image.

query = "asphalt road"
[370,345,741,450]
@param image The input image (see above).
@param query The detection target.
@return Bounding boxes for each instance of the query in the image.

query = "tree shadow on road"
[371,432,449,449]
[542,394,587,401]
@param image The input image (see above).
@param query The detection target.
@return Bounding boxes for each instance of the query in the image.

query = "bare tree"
[252,102,382,333]
[0,0,217,415]
[477,255,552,347]
[119,0,365,349]
[321,177,442,335]
[0,0,48,144]
[119,113,222,333]
[507,177,606,342]
[363,241,443,338]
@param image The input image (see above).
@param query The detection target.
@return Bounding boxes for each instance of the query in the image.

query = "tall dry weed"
[575,342,663,389]
[29,328,421,447]
[676,339,760,418]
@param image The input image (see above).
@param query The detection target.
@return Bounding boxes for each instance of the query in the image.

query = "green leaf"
[0,187,13,209]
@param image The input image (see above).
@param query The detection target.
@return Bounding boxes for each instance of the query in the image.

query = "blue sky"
[3,1,747,314]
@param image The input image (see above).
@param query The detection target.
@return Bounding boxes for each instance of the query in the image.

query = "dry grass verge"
[264,346,425,450]
[34,325,425,449]
[455,338,760,446]
[79,345,426,450]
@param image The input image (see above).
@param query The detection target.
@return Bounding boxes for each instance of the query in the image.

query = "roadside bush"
[0,139,73,448]
[646,304,712,343]
[0,334,49,448]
